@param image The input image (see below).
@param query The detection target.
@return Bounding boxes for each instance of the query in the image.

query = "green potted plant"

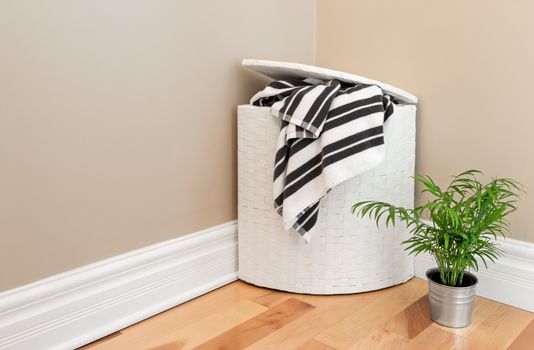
[352,170,524,328]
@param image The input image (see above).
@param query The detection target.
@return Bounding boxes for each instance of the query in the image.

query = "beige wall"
[316,0,533,242]
[0,0,315,291]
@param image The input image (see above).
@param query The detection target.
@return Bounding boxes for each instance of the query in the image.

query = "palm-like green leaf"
[352,170,525,287]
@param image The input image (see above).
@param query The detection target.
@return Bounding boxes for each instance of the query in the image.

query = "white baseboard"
[414,236,534,312]
[0,221,238,350]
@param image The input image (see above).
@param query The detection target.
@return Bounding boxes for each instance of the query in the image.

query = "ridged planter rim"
[425,267,478,289]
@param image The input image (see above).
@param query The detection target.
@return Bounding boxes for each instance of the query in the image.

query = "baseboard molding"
[0,221,238,350]
[414,236,534,312]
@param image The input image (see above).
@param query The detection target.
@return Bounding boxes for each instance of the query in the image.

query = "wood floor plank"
[253,290,294,307]
[84,296,267,350]
[453,303,534,350]
[383,294,432,339]
[146,341,183,350]
[295,339,336,350]
[245,287,380,349]
[144,299,267,350]
[193,297,314,350]
[347,328,410,350]
[314,278,427,349]
[508,319,534,350]
[82,282,266,350]
[401,324,465,350]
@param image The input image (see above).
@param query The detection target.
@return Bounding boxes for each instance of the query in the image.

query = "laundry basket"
[238,60,417,294]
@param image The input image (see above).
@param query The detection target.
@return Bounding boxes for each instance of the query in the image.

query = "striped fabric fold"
[250,79,395,242]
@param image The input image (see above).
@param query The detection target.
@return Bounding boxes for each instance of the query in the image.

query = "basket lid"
[242,59,417,104]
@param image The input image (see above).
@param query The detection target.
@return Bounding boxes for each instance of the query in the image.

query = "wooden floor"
[81,278,533,350]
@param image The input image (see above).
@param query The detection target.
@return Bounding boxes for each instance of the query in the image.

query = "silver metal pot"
[426,267,478,328]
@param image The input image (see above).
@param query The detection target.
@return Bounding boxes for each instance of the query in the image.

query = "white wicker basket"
[237,103,417,294]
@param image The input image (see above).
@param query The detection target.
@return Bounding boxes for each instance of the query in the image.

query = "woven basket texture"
[238,104,416,294]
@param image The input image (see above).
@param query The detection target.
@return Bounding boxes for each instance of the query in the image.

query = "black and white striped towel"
[251,79,395,242]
